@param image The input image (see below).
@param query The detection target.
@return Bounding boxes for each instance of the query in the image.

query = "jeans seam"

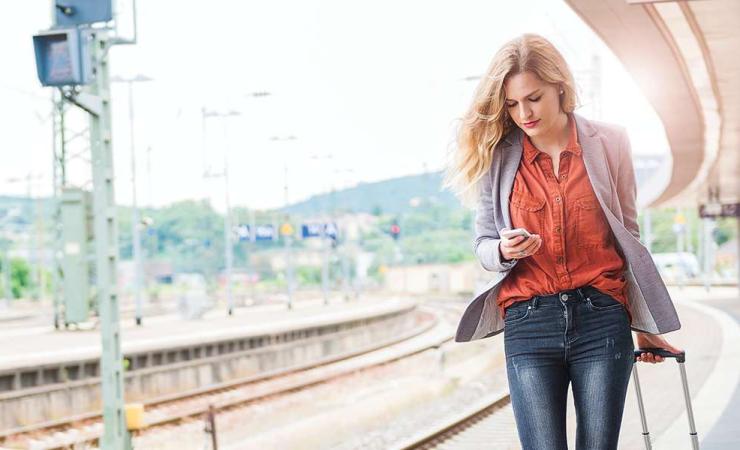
[561,300,569,362]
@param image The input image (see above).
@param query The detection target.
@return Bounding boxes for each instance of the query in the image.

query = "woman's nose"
[518,104,532,120]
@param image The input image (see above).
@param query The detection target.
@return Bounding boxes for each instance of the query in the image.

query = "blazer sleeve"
[473,170,517,272]
[617,128,641,241]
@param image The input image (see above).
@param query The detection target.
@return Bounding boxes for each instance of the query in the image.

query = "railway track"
[385,299,519,450]
[393,390,515,450]
[2,304,463,449]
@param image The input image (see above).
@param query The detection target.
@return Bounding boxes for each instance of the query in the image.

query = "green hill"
[280,171,461,216]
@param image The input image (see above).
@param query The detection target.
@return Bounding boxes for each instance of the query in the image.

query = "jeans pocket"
[586,292,623,312]
[504,302,532,324]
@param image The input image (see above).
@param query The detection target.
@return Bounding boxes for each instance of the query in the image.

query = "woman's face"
[503,71,564,138]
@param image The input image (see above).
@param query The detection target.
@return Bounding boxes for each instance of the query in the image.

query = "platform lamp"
[203,108,241,316]
[270,135,298,310]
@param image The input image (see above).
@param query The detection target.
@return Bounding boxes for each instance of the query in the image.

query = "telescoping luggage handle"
[631,347,699,450]
[634,347,685,362]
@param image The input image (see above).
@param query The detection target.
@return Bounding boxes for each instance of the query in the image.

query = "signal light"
[390,223,400,240]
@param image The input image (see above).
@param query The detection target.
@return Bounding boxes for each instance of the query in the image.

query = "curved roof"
[565,0,738,208]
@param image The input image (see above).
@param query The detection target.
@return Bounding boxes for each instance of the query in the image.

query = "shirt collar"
[522,113,581,165]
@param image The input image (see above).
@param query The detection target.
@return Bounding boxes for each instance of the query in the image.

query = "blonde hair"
[443,33,578,209]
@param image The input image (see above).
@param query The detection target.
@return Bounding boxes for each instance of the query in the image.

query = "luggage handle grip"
[634,347,685,363]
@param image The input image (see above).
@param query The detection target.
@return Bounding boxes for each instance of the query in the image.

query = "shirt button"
[557,256,564,264]
[555,197,561,203]
[555,226,562,233]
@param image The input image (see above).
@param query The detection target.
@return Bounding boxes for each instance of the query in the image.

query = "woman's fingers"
[500,236,525,256]
[516,238,539,255]
[636,337,682,363]
[513,235,540,252]
[638,352,664,363]
[524,237,541,253]
[504,236,542,258]
[502,235,526,246]
[499,232,545,260]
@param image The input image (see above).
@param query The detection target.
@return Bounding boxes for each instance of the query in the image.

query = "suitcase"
[632,347,699,449]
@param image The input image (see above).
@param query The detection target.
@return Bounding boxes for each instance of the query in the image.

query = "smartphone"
[500,228,532,239]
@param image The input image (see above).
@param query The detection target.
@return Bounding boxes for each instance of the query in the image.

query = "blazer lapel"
[498,132,523,229]
[574,113,614,211]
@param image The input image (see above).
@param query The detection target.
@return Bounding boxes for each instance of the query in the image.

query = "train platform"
[0,295,412,373]
[557,285,740,449]
[671,286,740,450]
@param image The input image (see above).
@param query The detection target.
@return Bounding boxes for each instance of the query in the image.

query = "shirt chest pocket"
[574,196,611,248]
[510,192,546,255]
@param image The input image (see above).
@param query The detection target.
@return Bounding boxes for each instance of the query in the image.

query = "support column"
[88,31,130,449]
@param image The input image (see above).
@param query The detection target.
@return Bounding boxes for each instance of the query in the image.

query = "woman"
[444,34,684,449]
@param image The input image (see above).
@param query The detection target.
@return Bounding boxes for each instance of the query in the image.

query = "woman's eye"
[506,103,516,108]
[529,96,542,102]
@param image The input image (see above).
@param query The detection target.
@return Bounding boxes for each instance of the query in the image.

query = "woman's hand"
[635,332,684,364]
[499,227,542,261]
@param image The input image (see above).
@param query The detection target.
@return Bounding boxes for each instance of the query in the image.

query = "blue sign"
[33,28,92,86]
[235,224,276,242]
[301,222,338,240]
[54,0,113,27]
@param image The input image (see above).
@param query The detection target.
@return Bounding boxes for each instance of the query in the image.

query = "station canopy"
[565,0,739,209]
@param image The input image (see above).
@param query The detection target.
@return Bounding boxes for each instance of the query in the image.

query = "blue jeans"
[503,286,634,450]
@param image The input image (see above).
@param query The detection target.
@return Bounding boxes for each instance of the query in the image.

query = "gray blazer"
[455,112,681,342]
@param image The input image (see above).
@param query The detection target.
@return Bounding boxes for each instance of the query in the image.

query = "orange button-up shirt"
[497,113,631,323]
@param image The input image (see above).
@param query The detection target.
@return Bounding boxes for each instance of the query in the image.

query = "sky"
[1,0,669,212]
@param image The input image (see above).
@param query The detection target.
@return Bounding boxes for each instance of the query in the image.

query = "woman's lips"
[523,119,540,129]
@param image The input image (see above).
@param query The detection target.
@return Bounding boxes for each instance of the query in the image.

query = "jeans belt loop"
[532,295,539,309]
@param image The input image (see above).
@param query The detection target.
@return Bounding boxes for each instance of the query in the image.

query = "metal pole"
[201,108,208,202]
[703,217,712,291]
[203,109,242,315]
[283,163,289,215]
[248,207,256,304]
[89,31,131,450]
[126,80,143,326]
[146,146,153,207]
[27,175,38,300]
[51,89,66,328]
[2,250,10,308]
[330,184,336,301]
[677,362,700,449]
[321,224,329,305]
[205,404,218,450]
[222,119,233,316]
[677,208,685,289]
[285,232,294,310]
[284,163,294,310]
[341,247,350,301]
[631,365,653,449]
[685,209,693,254]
